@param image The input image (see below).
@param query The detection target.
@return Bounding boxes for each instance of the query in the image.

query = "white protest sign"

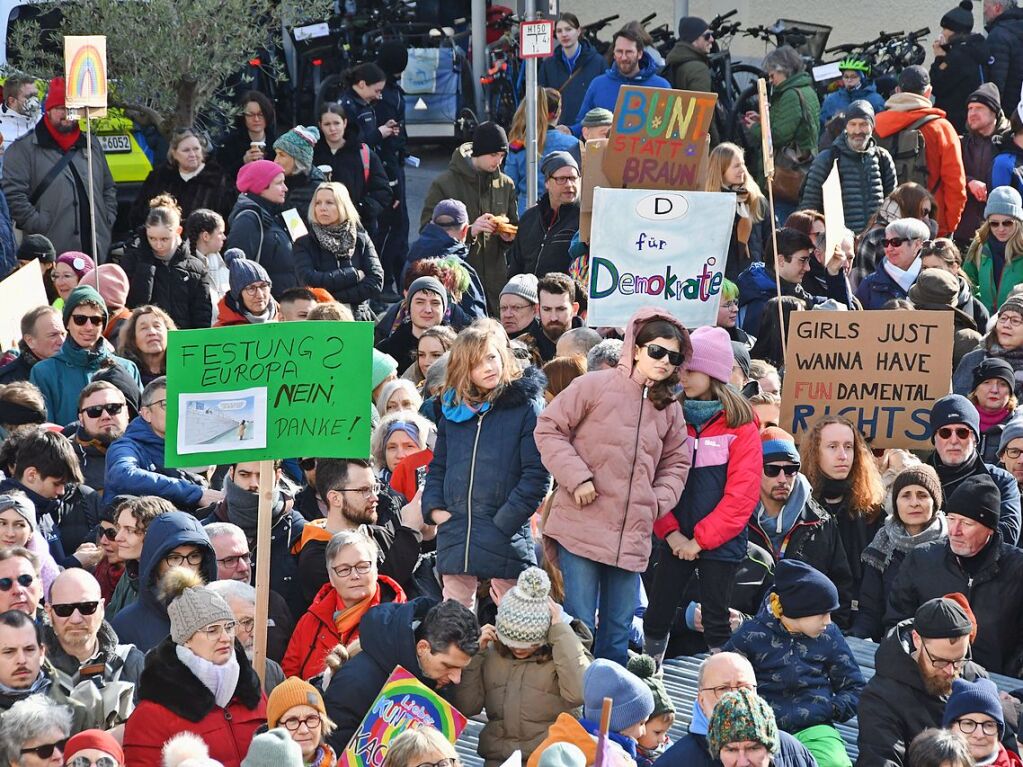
[587,188,735,328]
[822,162,846,266]
[0,261,48,350]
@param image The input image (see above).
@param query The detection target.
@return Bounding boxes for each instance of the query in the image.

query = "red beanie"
[44,77,66,111]
[65,730,124,765]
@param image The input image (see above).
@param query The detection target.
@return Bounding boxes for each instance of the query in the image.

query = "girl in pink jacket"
[534,307,692,664]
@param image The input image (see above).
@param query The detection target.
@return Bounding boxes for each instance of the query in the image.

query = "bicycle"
[580,14,620,57]
[704,10,765,149]
[480,12,520,129]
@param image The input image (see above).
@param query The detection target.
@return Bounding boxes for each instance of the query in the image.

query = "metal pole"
[674,0,689,35]
[524,0,538,209]
[471,0,486,116]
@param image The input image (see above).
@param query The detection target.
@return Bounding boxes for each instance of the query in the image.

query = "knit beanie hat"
[774,559,840,618]
[17,234,55,263]
[984,186,1023,222]
[0,493,36,532]
[707,688,779,756]
[168,583,236,644]
[537,743,587,767]
[267,677,327,729]
[941,1,975,33]
[80,264,130,311]
[236,159,286,194]
[240,728,303,767]
[627,654,675,719]
[65,730,124,766]
[909,268,959,307]
[891,464,943,510]
[942,678,1004,735]
[407,276,449,313]
[968,83,1002,117]
[972,356,1016,393]
[501,274,539,305]
[541,151,579,179]
[999,416,1023,455]
[583,659,655,733]
[63,284,108,326]
[686,326,734,383]
[761,426,801,464]
[495,567,553,648]
[225,249,272,302]
[929,394,980,442]
[372,350,399,390]
[914,596,975,639]
[43,77,65,111]
[677,16,709,43]
[845,100,876,127]
[945,474,1000,531]
[472,121,509,156]
[731,342,751,379]
[57,251,95,278]
[998,295,1023,321]
[581,108,614,128]
[273,126,320,171]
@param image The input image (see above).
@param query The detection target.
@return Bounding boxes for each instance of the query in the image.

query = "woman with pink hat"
[49,251,94,310]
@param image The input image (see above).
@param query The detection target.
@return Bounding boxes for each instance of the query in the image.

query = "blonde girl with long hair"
[706,143,768,279]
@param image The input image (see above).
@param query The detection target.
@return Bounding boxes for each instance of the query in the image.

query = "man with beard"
[64,382,129,494]
[1,77,117,259]
[207,579,284,694]
[857,596,987,767]
[533,273,582,362]
[42,569,142,728]
[293,458,422,607]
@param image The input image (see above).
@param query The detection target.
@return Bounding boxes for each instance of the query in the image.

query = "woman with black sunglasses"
[0,693,73,767]
[62,728,124,767]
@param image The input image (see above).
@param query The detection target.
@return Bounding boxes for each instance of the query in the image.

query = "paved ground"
[405,141,458,241]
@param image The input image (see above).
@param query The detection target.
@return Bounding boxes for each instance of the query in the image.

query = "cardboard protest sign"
[757,78,774,178]
[0,261,48,350]
[579,138,609,243]
[163,321,373,467]
[587,188,734,328]
[340,665,468,767]
[64,36,108,116]
[603,86,716,190]
[779,310,954,448]
[822,162,845,267]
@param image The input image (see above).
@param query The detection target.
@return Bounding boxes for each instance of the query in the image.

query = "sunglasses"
[989,219,1017,228]
[643,343,684,366]
[79,402,125,418]
[882,237,916,248]
[21,740,67,759]
[68,757,118,767]
[764,464,800,477]
[936,426,973,440]
[51,601,100,618]
[70,314,103,327]
[98,526,117,541]
[701,31,714,40]
[0,573,33,591]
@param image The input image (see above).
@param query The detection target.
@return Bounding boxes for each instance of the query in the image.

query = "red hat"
[65,730,124,765]
[44,77,66,112]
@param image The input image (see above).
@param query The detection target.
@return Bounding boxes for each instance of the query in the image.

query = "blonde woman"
[964,186,1023,312]
[705,142,768,279]
[293,181,383,320]
[382,727,459,767]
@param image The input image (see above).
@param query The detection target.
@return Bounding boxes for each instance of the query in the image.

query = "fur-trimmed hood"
[493,365,546,410]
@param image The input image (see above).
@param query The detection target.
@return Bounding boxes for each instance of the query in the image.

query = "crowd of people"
[4,4,1023,767]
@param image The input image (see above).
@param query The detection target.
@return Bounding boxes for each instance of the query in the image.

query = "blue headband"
[384,421,421,447]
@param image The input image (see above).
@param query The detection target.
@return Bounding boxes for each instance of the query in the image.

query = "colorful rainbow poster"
[64,36,108,112]
[340,665,468,767]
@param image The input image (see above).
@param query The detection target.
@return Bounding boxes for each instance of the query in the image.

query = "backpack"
[876,114,941,192]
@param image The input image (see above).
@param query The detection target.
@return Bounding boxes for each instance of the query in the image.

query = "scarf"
[988,340,1023,372]
[241,299,278,324]
[862,512,948,571]
[979,405,1012,434]
[929,449,985,498]
[310,220,357,261]
[307,745,337,767]
[817,476,852,501]
[683,399,724,428]
[333,582,384,644]
[728,185,753,248]
[15,340,39,369]
[441,388,491,423]
[883,256,922,294]
[0,670,51,699]
[989,237,1008,283]
[175,644,240,709]
[224,476,284,534]
[43,116,80,152]
[689,697,710,735]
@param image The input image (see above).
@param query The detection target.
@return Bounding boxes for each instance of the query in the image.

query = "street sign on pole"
[520,20,555,59]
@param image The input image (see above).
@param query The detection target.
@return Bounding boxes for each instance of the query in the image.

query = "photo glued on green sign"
[163,321,373,467]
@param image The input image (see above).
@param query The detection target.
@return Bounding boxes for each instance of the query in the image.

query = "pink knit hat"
[236,159,286,194]
[686,326,734,383]
[56,251,95,277]
[80,263,130,310]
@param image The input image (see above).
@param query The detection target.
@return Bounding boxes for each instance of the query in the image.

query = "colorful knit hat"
[273,125,320,171]
[707,688,779,756]
[627,654,675,719]
[496,567,553,648]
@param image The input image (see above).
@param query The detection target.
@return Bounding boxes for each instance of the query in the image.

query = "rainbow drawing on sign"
[66,42,107,103]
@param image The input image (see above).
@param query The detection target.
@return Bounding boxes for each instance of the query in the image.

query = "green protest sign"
[163,322,373,467]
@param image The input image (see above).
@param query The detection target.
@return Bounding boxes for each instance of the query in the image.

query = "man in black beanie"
[664,17,718,144]
[885,474,1023,677]
[954,82,1012,245]
[857,596,988,767]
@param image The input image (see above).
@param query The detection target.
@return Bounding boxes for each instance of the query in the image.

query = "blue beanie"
[761,426,800,465]
[774,559,839,619]
[942,678,1004,736]
[929,394,980,442]
[583,659,654,733]
[225,248,271,302]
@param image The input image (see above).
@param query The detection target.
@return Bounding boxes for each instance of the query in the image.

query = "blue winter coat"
[109,511,218,652]
[104,417,204,508]
[819,81,887,129]
[30,338,141,426]
[992,144,1023,196]
[539,42,607,127]
[423,367,549,580]
[404,223,488,324]
[725,601,865,733]
[736,264,847,336]
[504,130,583,216]
[854,258,911,310]
[571,53,671,137]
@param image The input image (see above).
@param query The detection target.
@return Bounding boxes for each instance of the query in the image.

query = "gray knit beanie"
[0,492,36,532]
[240,728,303,767]
[495,567,552,648]
[225,249,272,302]
[168,582,236,644]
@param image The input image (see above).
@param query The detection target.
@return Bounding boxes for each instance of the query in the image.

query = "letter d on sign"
[654,197,673,215]
[636,192,689,221]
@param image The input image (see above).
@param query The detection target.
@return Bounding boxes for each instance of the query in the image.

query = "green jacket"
[963,240,1023,312]
[665,41,719,145]
[751,72,821,183]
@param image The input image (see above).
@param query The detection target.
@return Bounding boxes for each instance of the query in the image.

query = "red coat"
[213,293,280,327]
[123,638,267,767]
[282,574,407,680]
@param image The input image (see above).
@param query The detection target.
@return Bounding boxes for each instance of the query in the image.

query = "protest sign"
[341,666,468,767]
[579,137,609,243]
[587,188,734,328]
[0,261,48,350]
[758,78,773,178]
[64,36,108,116]
[603,86,716,190]
[779,310,954,448]
[163,321,373,467]
[822,162,845,267]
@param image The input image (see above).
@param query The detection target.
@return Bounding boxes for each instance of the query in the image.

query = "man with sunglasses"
[857,596,987,767]
[665,18,719,146]
[507,153,581,282]
[28,286,140,428]
[0,548,43,618]
[64,382,128,495]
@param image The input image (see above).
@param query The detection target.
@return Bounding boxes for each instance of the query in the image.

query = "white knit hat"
[495,567,552,648]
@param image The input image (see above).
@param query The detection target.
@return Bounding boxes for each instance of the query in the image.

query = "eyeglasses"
[920,640,970,670]
[548,174,579,185]
[936,426,973,441]
[413,759,459,767]
[1004,447,1023,460]
[70,314,103,327]
[51,601,100,618]
[0,574,33,591]
[68,756,118,767]
[216,553,251,568]
[299,458,317,471]
[281,714,322,732]
[198,621,236,639]
[500,302,533,313]
[242,282,271,294]
[882,237,916,248]
[764,464,800,477]
[338,483,381,498]
[643,343,683,366]
[144,399,167,410]
[955,718,999,736]
[998,313,1023,328]
[332,560,374,579]
[20,740,67,759]
[79,402,125,418]
[164,550,204,567]
[237,617,255,633]
[98,526,117,541]
[699,682,757,696]
[989,218,1017,229]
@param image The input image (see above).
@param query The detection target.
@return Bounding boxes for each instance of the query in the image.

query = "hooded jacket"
[423,365,549,579]
[956,120,1012,245]
[665,41,718,145]
[874,94,967,236]
[570,52,671,136]
[225,193,297,299]
[538,41,606,127]
[121,233,213,330]
[507,193,580,277]
[820,80,887,129]
[993,140,1023,197]
[534,308,691,573]
[986,7,1023,115]
[420,143,517,312]
[403,224,488,323]
[293,224,383,320]
[108,512,218,652]
[931,34,991,132]
[856,619,988,767]
[104,416,204,507]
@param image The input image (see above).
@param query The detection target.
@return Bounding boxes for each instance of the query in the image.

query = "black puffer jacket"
[120,235,213,329]
[225,193,296,299]
[128,161,236,228]
[506,195,579,277]
[293,225,383,319]
[986,7,1023,114]
[931,34,991,133]
[800,133,897,232]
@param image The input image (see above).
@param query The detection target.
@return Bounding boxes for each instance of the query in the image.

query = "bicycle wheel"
[727,82,762,153]
[730,63,765,96]
[488,78,517,129]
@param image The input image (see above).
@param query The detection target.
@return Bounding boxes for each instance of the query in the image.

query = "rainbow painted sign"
[340,666,468,767]
[64,36,108,110]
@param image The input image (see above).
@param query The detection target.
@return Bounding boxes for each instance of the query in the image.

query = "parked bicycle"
[705,10,765,150]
